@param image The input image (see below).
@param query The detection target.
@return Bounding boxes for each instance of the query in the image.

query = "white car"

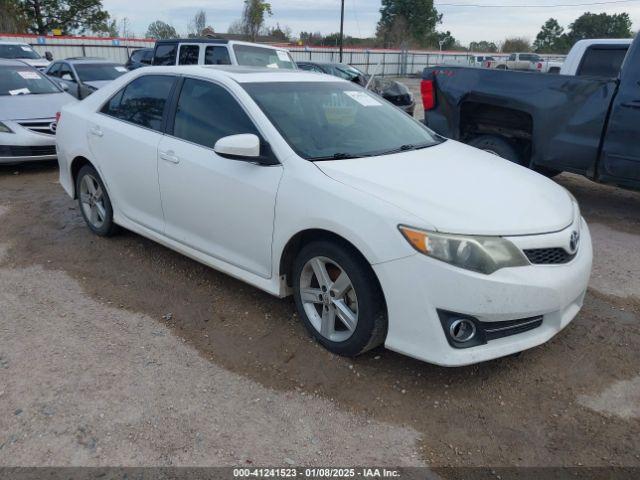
[0,41,51,70]
[56,66,592,366]
[1,59,76,164]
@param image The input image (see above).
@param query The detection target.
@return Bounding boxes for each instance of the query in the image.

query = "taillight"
[55,111,61,123]
[537,62,543,70]
[421,79,435,111]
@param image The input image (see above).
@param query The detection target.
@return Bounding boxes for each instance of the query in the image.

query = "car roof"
[0,58,35,67]
[60,58,121,64]
[141,65,344,83]
[154,38,289,51]
[0,41,29,45]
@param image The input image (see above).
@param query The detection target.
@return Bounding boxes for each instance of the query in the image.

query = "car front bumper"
[0,120,57,164]
[374,219,593,366]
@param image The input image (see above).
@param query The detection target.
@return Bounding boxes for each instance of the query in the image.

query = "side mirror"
[58,82,69,91]
[45,51,53,61]
[214,134,278,165]
[61,73,74,82]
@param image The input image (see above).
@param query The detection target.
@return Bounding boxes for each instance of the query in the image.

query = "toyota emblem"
[49,122,57,133]
[569,231,580,253]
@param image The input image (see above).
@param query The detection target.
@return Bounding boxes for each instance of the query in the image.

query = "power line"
[436,0,640,7]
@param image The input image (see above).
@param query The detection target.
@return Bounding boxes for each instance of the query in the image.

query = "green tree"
[567,12,633,42]
[1,0,28,32]
[533,18,567,53]
[146,20,177,40]
[241,0,272,42]
[501,37,531,53]
[469,40,498,53]
[19,0,111,35]
[376,0,441,47]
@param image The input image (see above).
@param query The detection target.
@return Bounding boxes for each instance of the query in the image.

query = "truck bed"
[422,66,618,175]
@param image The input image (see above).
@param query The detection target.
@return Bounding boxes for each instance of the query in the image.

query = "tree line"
[0,0,635,55]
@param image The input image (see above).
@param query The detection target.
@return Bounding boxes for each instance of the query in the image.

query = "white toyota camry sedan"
[56,66,592,366]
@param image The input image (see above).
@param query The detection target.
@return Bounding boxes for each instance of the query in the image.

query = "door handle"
[89,126,103,137]
[159,150,180,164]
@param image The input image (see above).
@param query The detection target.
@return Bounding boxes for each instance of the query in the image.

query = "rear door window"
[204,46,231,65]
[101,75,176,131]
[154,43,177,65]
[179,44,200,65]
[577,47,629,77]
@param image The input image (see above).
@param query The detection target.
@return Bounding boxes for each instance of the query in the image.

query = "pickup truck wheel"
[534,166,563,178]
[469,135,523,165]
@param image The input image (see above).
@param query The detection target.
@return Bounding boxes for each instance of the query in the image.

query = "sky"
[102,0,640,45]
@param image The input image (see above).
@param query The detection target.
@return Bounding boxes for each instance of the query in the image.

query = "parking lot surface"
[1,159,639,467]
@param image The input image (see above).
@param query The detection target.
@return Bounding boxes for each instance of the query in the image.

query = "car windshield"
[233,45,295,69]
[0,44,42,60]
[243,81,442,160]
[0,66,60,96]
[74,63,127,82]
[334,64,363,81]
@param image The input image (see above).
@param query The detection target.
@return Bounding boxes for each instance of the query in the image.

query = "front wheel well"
[279,229,381,291]
[70,156,94,198]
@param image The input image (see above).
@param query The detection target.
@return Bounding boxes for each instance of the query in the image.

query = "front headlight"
[0,122,14,134]
[399,225,529,274]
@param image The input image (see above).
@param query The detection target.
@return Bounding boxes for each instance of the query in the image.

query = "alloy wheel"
[299,256,359,342]
[79,174,106,229]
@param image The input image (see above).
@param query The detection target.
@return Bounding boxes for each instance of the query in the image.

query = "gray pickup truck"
[422,35,640,191]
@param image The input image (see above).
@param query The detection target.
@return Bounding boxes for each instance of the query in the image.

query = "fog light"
[437,309,487,349]
[449,318,476,342]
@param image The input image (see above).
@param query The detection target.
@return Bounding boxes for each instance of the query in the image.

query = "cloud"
[103,0,639,45]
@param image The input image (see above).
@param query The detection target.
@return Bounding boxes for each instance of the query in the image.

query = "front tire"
[76,165,118,237]
[292,240,387,357]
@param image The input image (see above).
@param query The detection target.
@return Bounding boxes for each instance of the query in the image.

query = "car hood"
[0,92,76,121]
[20,59,50,69]
[84,80,113,90]
[316,140,574,236]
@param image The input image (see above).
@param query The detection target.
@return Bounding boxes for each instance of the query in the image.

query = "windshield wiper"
[372,142,435,156]
[311,152,366,161]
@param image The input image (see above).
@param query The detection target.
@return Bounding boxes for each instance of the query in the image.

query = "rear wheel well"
[279,229,381,292]
[460,101,533,165]
[70,156,93,197]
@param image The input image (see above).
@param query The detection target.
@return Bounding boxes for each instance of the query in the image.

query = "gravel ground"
[0,153,639,468]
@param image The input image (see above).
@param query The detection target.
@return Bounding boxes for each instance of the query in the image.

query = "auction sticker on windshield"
[17,71,41,80]
[115,66,128,72]
[276,50,290,62]
[344,90,382,107]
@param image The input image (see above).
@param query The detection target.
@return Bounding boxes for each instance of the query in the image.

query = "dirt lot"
[0,160,639,468]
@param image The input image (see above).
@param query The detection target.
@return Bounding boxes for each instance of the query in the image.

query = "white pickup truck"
[492,53,563,73]
[560,38,633,76]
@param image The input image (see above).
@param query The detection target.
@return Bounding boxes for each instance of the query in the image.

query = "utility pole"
[339,0,345,62]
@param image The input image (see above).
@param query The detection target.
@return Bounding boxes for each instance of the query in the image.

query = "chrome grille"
[524,248,575,265]
[17,119,56,136]
[480,316,543,341]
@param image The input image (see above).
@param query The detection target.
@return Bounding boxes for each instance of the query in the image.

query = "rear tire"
[76,165,118,237]
[469,135,523,165]
[292,240,387,357]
